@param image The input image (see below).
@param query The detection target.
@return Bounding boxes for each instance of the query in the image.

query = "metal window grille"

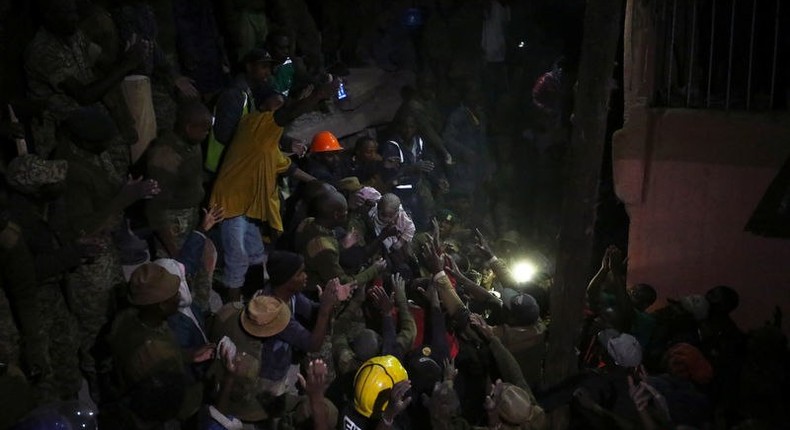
[653,0,788,110]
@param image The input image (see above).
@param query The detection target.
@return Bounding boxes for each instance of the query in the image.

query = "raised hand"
[201,205,225,232]
[416,281,440,309]
[192,343,216,363]
[335,281,357,302]
[121,175,160,203]
[341,227,361,249]
[442,358,458,383]
[382,380,412,424]
[372,258,388,273]
[379,224,399,240]
[368,285,394,315]
[431,218,442,249]
[319,278,341,309]
[391,273,405,296]
[174,76,200,99]
[474,228,494,260]
[298,359,329,398]
[420,241,444,275]
[469,313,494,340]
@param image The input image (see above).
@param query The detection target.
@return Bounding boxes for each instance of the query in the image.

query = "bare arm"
[474,229,516,291]
[291,168,316,183]
[274,81,336,126]
[305,279,342,352]
[587,246,616,313]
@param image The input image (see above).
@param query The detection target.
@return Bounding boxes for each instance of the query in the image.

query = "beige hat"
[337,176,363,193]
[128,263,180,306]
[497,384,534,426]
[240,296,291,338]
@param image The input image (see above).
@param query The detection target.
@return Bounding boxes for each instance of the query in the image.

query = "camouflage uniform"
[493,321,547,391]
[207,302,269,422]
[332,281,416,376]
[5,155,83,400]
[112,3,179,130]
[293,217,382,385]
[145,131,210,308]
[0,215,46,372]
[0,286,20,368]
[207,302,335,426]
[0,363,36,429]
[268,0,323,72]
[145,131,204,248]
[35,283,81,401]
[25,29,96,124]
[294,217,380,290]
[62,144,126,375]
[155,207,214,310]
[427,336,547,430]
[155,208,200,252]
[218,0,268,63]
[107,308,203,420]
[25,28,132,173]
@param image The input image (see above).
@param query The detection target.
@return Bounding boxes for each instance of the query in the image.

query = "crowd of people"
[0,0,787,429]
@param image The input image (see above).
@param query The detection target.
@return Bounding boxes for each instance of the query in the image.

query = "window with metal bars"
[652,0,789,110]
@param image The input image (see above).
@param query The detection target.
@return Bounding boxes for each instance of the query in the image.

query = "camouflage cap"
[5,154,67,194]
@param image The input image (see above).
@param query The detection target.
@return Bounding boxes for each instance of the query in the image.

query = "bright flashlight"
[511,260,538,284]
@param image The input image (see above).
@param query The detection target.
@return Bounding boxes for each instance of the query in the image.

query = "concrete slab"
[284,67,414,144]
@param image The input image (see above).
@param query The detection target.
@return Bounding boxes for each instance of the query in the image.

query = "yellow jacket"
[210,111,292,232]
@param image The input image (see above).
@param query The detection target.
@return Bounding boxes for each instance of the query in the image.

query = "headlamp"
[511,260,538,284]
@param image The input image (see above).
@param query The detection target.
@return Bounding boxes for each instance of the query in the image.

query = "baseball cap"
[406,350,442,396]
[504,292,540,326]
[598,329,642,368]
[244,48,277,65]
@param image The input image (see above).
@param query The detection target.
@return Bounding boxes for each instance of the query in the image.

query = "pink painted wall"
[613,110,790,334]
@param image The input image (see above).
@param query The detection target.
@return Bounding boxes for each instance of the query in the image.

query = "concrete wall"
[613,110,790,333]
[615,0,790,333]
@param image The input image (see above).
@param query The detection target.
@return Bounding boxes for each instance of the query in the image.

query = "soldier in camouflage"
[57,107,160,399]
[25,0,142,172]
[146,101,211,309]
[0,210,46,382]
[294,191,386,293]
[4,154,94,401]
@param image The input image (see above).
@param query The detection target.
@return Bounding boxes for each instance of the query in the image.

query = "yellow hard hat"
[353,355,408,418]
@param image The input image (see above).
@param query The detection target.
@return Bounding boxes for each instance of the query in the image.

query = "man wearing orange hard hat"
[305,131,347,184]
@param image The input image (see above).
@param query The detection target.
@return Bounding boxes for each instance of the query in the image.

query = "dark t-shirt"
[259,292,317,381]
[341,408,371,430]
[341,407,411,430]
